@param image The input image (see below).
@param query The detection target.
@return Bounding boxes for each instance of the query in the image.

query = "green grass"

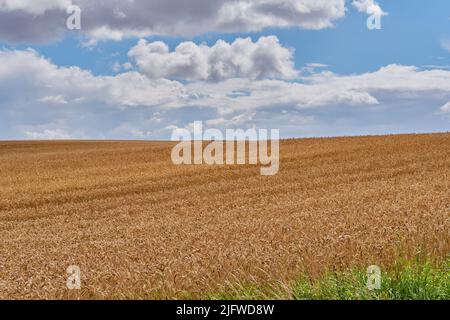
[206,259,449,300]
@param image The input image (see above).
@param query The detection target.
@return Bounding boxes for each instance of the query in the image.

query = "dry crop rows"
[0,134,449,299]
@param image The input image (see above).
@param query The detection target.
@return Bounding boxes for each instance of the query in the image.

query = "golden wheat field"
[0,133,449,299]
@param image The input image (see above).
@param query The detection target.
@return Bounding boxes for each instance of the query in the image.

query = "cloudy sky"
[0,0,449,140]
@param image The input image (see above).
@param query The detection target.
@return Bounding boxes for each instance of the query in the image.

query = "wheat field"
[0,133,449,299]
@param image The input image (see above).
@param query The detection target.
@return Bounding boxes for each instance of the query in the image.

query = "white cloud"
[24,128,74,140]
[305,63,329,68]
[0,49,183,108]
[3,49,450,114]
[1,48,450,139]
[0,0,347,43]
[112,61,121,73]
[212,0,346,32]
[128,36,298,81]
[352,0,386,16]
[302,63,330,74]
[83,0,346,40]
[112,61,133,73]
[440,102,450,113]
[122,62,133,71]
[203,110,314,132]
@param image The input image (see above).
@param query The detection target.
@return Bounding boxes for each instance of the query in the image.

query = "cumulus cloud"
[3,48,450,111]
[0,49,183,108]
[128,36,298,81]
[0,0,347,43]
[212,0,346,32]
[352,0,386,16]
[1,48,450,139]
[3,48,450,113]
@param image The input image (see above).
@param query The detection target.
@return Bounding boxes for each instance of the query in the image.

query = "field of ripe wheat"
[0,134,449,299]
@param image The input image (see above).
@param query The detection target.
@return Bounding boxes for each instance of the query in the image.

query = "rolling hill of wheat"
[0,134,449,299]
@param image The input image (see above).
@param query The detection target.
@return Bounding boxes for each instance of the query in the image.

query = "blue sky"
[0,0,449,140]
